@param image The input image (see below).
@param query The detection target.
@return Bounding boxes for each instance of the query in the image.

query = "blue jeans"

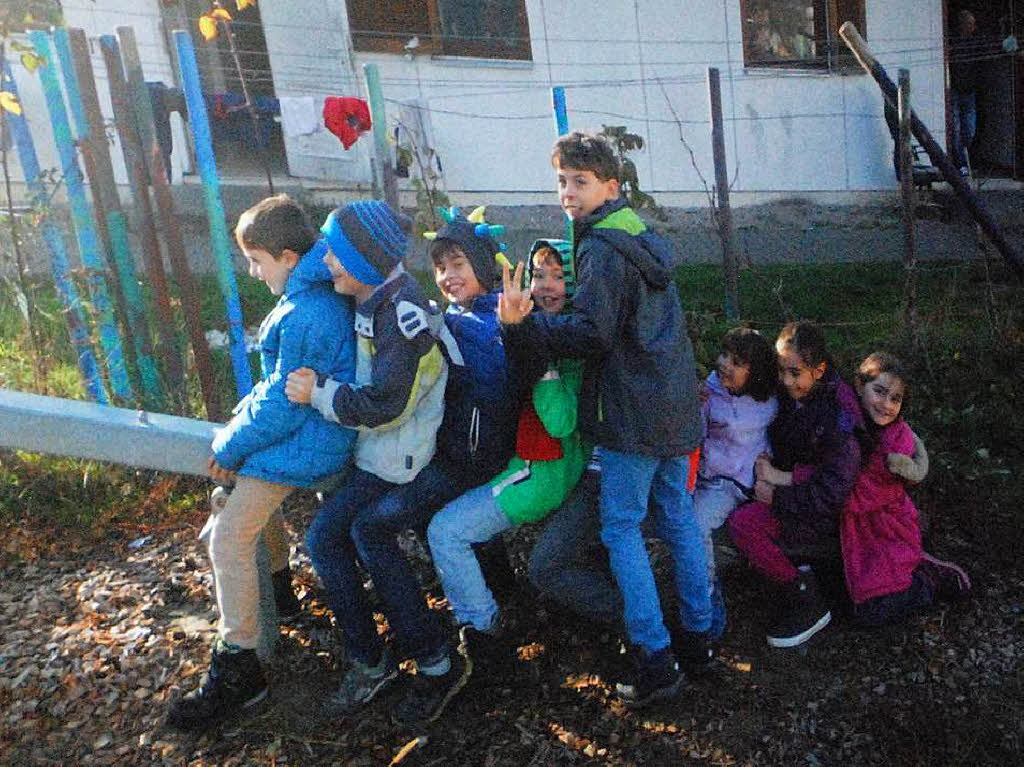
[950,90,977,169]
[600,449,711,652]
[306,467,395,665]
[351,460,471,662]
[528,470,623,624]
[428,484,513,631]
[692,476,748,638]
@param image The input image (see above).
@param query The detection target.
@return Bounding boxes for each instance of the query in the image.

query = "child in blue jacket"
[168,195,357,731]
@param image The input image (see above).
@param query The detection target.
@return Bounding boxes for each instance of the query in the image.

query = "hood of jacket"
[282,238,333,296]
[579,199,673,291]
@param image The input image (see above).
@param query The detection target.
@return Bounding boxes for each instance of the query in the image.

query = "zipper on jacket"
[468,406,480,456]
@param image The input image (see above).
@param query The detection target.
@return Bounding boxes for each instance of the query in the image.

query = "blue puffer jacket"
[212,241,357,487]
[434,292,518,484]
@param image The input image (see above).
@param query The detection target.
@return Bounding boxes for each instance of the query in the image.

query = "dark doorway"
[945,0,1023,178]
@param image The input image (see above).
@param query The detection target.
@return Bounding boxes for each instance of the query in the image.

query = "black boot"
[766,569,831,649]
[272,567,302,622]
[674,628,716,676]
[615,645,682,707]
[166,646,267,731]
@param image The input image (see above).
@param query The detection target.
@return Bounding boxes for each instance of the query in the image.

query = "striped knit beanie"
[528,238,575,303]
[320,201,411,286]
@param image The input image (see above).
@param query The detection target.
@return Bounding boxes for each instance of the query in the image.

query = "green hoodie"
[488,356,587,524]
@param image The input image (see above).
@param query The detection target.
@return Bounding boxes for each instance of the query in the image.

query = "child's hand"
[754,479,775,505]
[754,454,774,481]
[887,428,929,483]
[285,367,317,404]
[207,455,237,485]
[498,260,533,325]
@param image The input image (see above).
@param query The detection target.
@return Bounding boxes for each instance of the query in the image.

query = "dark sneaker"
[919,553,972,602]
[166,647,267,731]
[322,645,398,715]
[766,569,831,649]
[458,620,510,675]
[391,646,472,728]
[272,567,303,622]
[675,629,716,676]
[615,646,682,707]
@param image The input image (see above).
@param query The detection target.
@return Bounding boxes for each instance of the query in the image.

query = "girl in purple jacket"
[694,328,778,640]
[729,322,862,649]
[843,353,971,627]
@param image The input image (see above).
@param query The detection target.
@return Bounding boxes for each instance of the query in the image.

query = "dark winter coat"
[434,292,519,484]
[503,198,701,457]
[770,365,862,545]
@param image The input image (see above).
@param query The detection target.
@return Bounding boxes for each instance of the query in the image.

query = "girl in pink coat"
[844,352,971,627]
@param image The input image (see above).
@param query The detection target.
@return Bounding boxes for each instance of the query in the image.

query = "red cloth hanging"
[323,96,372,150]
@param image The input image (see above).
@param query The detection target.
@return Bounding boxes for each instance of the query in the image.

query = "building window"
[347,0,532,60]
[740,0,865,70]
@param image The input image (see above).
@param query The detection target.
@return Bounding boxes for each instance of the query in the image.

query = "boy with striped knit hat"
[283,200,454,716]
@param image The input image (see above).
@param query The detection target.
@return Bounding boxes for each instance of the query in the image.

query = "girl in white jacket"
[694,328,779,638]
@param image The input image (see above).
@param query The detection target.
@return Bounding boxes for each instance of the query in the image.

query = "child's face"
[433,248,485,307]
[530,252,567,315]
[716,351,751,395]
[857,372,904,427]
[323,246,363,296]
[555,163,620,221]
[777,346,825,401]
[242,245,297,296]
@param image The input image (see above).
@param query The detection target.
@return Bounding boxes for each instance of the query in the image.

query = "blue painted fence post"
[53,27,163,408]
[551,86,572,245]
[28,30,133,401]
[2,59,107,403]
[173,30,252,398]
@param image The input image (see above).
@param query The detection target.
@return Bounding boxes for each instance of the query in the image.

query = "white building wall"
[331,0,946,201]
[6,0,946,202]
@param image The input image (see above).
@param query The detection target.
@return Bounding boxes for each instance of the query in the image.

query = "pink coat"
[840,420,923,604]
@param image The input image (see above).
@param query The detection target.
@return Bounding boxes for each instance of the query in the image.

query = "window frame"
[346,0,532,62]
[738,0,865,72]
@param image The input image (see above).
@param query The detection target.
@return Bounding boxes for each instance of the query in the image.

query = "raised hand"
[498,260,533,325]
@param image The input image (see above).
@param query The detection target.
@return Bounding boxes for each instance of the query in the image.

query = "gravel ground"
[1,488,1021,766]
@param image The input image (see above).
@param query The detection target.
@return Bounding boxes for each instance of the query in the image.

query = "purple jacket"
[699,371,778,488]
[770,365,862,545]
[841,419,922,603]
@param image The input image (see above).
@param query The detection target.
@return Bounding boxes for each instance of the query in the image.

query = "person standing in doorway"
[950,9,981,175]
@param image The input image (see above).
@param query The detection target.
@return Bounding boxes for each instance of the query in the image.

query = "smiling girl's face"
[777,345,826,401]
[530,249,567,315]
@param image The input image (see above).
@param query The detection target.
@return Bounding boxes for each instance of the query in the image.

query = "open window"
[739,0,865,70]
[346,0,532,60]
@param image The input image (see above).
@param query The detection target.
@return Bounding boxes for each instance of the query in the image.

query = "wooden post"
[707,67,739,320]
[2,58,106,403]
[62,27,163,410]
[99,34,185,407]
[839,22,1023,281]
[173,29,254,401]
[897,69,918,333]
[118,26,223,420]
[29,30,134,401]
[363,63,399,209]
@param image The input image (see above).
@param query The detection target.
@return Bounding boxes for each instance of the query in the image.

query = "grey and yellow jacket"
[311,269,447,484]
